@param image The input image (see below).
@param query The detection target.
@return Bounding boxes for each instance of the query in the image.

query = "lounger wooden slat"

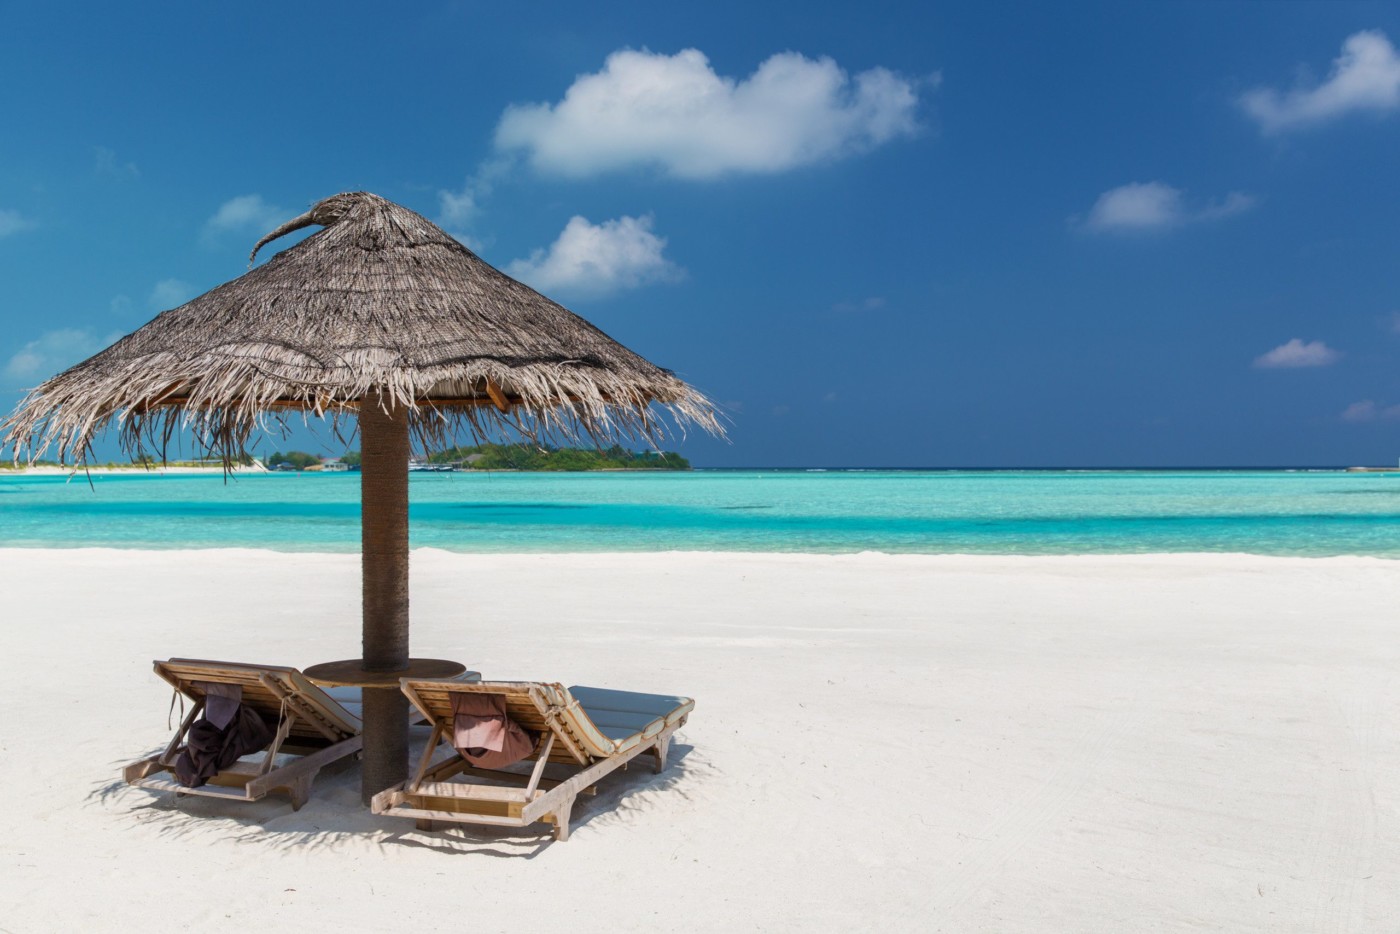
[372,678,693,841]
[123,658,479,811]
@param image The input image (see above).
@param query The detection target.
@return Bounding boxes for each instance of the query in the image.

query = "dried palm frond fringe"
[1,192,722,465]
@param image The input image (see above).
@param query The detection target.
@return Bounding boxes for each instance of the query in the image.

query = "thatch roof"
[2,191,720,462]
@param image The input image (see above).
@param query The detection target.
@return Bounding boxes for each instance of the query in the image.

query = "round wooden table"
[303,657,469,688]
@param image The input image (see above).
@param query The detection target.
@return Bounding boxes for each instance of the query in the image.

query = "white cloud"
[1089,182,1181,230]
[4,328,124,383]
[437,159,514,252]
[833,296,886,313]
[1197,192,1257,221]
[436,182,487,253]
[0,209,33,237]
[150,278,193,309]
[495,48,926,179]
[1081,182,1254,233]
[1254,338,1342,369]
[95,146,139,179]
[1240,31,1400,133]
[438,159,510,228]
[1342,400,1377,422]
[438,186,479,230]
[505,214,683,297]
[1341,400,1400,422]
[204,194,287,238]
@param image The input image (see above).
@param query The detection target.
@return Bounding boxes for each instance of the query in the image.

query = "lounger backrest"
[157,658,361,742]
[401,679,614,765]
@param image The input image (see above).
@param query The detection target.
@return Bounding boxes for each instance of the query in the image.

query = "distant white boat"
[408,460,453,472]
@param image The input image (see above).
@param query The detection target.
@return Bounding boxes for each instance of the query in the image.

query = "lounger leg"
[416,819,434,832]
[553,796,575,842]
[289,772,317,812]
[653,735,670,773]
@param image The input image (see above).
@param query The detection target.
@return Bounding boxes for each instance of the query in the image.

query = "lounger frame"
[371,680,685,841]
[122,659,364,811]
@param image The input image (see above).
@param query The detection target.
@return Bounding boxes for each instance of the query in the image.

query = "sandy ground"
[0,548,1396,933]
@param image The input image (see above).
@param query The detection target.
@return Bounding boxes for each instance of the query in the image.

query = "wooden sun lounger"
[371,679,694,841]
[123,658,378,811]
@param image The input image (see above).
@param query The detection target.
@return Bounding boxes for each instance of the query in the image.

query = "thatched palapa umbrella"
[2,191,720,801]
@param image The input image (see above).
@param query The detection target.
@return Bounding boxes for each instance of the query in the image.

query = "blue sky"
[3,1,1400,467]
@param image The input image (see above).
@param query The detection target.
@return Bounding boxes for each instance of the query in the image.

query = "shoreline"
[5,464,1400,475]
[2,540,1400,562]
[1,464,264,475]
[0,465,692,476]
[2,544,1397,565]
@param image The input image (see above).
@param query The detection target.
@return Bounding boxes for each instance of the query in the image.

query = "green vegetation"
[134,452,253,467]
[0,460,60,470]
[265,450,323,471]
[1,454,255,470]
[1,446,687,473]
[423,443,690,471]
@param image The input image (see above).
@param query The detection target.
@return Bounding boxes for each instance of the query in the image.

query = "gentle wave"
[1,469,1398,557]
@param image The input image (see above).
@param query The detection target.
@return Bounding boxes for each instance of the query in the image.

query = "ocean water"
[2,469,1399,557]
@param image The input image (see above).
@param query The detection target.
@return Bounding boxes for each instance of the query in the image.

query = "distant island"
[1,454,258,472]
[427,443,690,471]
[265,443,690,472]
[1,444,691,473]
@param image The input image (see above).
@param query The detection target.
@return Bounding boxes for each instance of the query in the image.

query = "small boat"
[408,460,454,472]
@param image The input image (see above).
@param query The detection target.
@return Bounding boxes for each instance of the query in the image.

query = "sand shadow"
[382,742,703,858]
[88,729,707,859]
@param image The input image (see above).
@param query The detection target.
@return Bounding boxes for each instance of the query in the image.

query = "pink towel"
[450,693,535,769]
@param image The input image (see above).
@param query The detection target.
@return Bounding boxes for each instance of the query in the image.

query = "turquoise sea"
[1,469,1399,557]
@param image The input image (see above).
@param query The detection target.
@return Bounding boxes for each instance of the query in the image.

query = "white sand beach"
[1,465,267,478]
[1,548,1397,932]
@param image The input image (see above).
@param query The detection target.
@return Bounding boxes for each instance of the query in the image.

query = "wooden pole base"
[360,689,409,805]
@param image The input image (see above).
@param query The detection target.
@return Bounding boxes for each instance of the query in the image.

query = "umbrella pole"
[359,394,411,805]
